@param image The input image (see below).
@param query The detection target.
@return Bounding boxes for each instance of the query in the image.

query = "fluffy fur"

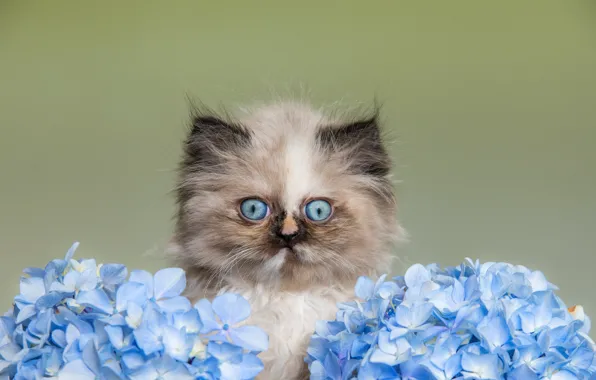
[169,101,402,379]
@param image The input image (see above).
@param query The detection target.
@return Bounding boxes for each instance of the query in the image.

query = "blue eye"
[240,199,269,221]
[304,199,333,222]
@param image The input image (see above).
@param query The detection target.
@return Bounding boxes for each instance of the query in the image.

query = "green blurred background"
[1,1,595,316]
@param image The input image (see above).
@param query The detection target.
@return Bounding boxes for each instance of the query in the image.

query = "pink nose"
[280,216,298,236]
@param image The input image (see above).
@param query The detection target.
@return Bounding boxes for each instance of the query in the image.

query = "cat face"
[172,102,401,289]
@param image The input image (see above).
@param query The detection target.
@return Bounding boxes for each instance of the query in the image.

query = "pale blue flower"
[386,302,434,339]
[128,355,193,380]
[476,309,511,351]
[219,352,264,380]
[2,242,267,380]
[197,294,268,352]
[356,362,398,380]
[369,331,412,366]
[307,259,596,379]
[128,268,191,313]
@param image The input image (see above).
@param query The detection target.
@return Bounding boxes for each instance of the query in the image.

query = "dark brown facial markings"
[269,210,307,248]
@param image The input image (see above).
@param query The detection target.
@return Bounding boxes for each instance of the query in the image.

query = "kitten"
[169,101,402,379]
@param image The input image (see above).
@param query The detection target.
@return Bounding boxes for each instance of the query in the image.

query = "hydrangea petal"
[129,270,154,299]
[444,351,463,379]
[58,359,95,379]
[41,348,62,377]
[128,362,159,380]
[133,326,163,355]
[157,296,191,313]
[212,293,250,325]
[307,337,329,363]
[35,291,66,310]
[195,299,220,333]
[355,277,375,300]
[570,347,594,370]
[15,305,36,325]
[100,264,128,288]
[229,325,269,352]
[18,277,45,304]
[550,370,580,380]
[357,362,398,380]
[162,326,192,362]
[477,311,511,350]
[104,326,124,350]
[81,341,100,375]
[116,282,147,312]
[76,289,113,314]
[461,352,501,379]
[219,353,264,380]
[50,330,67,348]
[153,268,186,300]
[22,267,45,278]
[125,302,143,329]
[323,351,341,380]
[121,351,145,372]
[309,360,326,380]
[172,309,202,334]
[207,342,243,363]
[100,366,122,380]
[404,264,431,289]
[77,269,98,292]
[63,242,80,262]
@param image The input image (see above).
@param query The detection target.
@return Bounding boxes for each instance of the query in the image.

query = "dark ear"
[188,113,252,147]
[317,114,391,177]
[183,112,252,167]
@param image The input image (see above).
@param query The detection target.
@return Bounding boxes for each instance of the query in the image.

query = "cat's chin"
[267,245,296,259]
[261,247,306,273]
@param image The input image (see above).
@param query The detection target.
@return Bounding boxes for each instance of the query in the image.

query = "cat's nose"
[275,215,301,244]
[280,216,298,236]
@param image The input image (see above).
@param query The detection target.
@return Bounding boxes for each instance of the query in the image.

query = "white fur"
[238,102,331,211]
[230,104,354,378]
[215,280,352,379]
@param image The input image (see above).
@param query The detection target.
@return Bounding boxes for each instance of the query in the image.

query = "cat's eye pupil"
[304,199,333,222]
[240,198,269,221]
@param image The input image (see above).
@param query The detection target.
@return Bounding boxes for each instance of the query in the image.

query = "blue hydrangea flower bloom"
[306,259,596,379]
[0,243,268,380]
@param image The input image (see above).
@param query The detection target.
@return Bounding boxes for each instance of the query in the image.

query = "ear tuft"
[316,111,390,178]
[182,106,252,168]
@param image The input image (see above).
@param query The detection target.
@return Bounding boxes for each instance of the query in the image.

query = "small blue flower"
[460,351,502,379]
[387,302,434,339]
[127,268,191,313]
[128,355,193,380]
[476,309,511,351]
[369,331,412,366]
[197,294,268,352]
[162,325,193,362]
[219,352,264,380]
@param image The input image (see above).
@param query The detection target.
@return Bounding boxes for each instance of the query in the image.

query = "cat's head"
[172,102,403,290]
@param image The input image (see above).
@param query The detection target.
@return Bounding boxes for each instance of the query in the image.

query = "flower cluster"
[0,243,268,379]
[307,259,596,379]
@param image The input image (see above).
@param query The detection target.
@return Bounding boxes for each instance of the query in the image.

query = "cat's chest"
[227,285,352,379]
[244,287,345,343]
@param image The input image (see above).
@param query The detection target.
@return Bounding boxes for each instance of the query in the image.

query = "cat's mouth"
[266,245,294,260]
[276,246,294,257]
[266,242,306,265]
[276,246,306,264]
